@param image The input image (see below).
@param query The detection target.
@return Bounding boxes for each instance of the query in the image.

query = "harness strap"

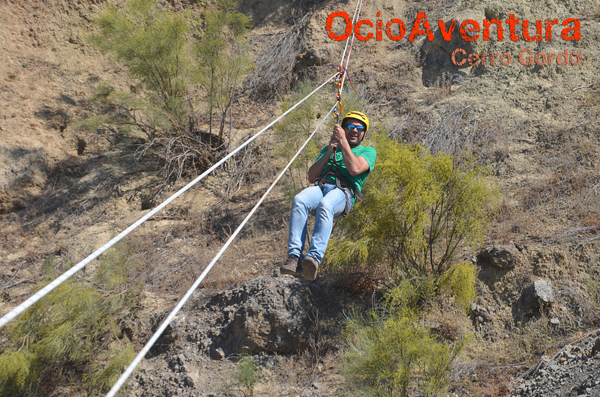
[316,170,365,204]
[316,177,353,217]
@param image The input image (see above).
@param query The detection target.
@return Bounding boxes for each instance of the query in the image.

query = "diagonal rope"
[338,0,363,67]
[341,0,366,72]
[339,0,366,98]
[105,102,338,397]
[0,73,337,330]
[334,0,366,125]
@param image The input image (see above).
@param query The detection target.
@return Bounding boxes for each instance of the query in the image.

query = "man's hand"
[308,123,370,182]
[330,124,347,149]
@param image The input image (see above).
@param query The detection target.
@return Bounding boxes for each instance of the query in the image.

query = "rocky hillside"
[510,331,600,397]
[1,0,600,395]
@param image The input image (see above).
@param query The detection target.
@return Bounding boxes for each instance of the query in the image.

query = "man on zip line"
[280,111,377,280]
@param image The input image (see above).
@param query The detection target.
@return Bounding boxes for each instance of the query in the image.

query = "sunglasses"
[344,123,365,132]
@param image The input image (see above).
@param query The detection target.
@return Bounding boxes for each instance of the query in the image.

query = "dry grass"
[0,214,28,255]
[422,72,453,106]
[557,277,600,328]
[389,103,502,157]
[456,324,557,396]
[123,187,289,295]
[298,309,338,378]
[436,318,460,341]
[244,14,309,100]
[326,268,380,297]
[490,140,600,243]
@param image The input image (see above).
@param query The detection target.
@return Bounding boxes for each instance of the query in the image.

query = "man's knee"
[317,190,346,215]
[292,187,318,210]
[316,199,335,217]
[292,193,308,209]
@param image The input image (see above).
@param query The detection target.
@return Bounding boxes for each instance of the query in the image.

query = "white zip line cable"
[106,102,338,397]
[0,73,337,330]
[342,0,365,73]
[338,0,362,66]
[339,0,365,68]
[336,0,365,118]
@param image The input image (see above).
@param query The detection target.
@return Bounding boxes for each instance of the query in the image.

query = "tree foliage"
[337,133,487,395]
[233,355,261,396]
[343,280,466,397]
[88,0,252,181]
[91,0,192,128]
[196,0,252,140]
[0,242,141,396]
[438,262,478,313]
[325,131,499,280]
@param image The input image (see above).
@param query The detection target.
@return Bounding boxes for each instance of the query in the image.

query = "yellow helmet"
[342,111,369,133]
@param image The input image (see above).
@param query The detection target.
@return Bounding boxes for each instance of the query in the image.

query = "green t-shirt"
[315,145,377,201]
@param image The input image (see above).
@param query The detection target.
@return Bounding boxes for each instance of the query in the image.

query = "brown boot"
[302,256,319,281]
[280,255,303,276]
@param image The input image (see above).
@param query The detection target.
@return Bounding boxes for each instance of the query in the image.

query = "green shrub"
[196,0,253,139]
[73,114,115,132]
[233,355,260,397]
[0,241,141,396]
[344,281,466,397]
[91,0,252,133]
[83,343,136,392]
[325,131,499,280]
[87,0,252,180]
[439,262,477,313]
[91,0,193,126]
[0,351,39,396]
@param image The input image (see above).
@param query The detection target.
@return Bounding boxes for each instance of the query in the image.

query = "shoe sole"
[302,260,318,281]
[280,267,301,276]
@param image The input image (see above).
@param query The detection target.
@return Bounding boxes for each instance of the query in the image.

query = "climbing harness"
[317,169,364,217]
[315,108,371,216]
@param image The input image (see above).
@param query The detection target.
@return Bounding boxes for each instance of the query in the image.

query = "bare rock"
[210,347,225,360]
[471,304,493,322]
[522,280,555,308]
[592,338,600,355]
[295,48,328,69]
[419,17,479,87]
[206,276,314,355]
[478,244,522,270]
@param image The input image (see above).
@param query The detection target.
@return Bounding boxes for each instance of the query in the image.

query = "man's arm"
[332,124,370,176]
[308,145,335,183]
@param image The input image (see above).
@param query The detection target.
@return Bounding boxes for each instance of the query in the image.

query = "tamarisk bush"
[343,280,468,397]
[325,131,499,280]
[87,0,252,181]
[331,131,495,395]
[0,242,141,396]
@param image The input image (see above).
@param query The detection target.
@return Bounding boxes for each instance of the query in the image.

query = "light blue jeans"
[287,183,353,264]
